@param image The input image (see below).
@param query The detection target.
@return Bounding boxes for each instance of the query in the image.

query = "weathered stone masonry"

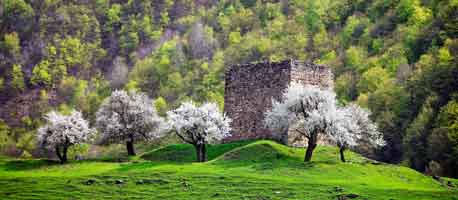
[224,59,333,144]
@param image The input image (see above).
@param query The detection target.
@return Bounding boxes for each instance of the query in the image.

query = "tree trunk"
[62,145,68,164]
[126,141,136,156]
[55,146,63,164]
[304,132,318,162]
[340,147,346,162]
[126,134,136,156]
[195,143,206,162]
[55,146,68,164]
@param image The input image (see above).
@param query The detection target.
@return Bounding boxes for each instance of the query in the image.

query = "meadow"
[0,140,456,200]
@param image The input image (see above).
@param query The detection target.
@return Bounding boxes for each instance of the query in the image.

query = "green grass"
[140,140,254,162]
[0,140,456,200]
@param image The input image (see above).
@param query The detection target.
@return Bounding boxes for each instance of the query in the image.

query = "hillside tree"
[167,101,231,162]
[328,104,385,162]
[264,83,337,162]
[37,110,94,164]
[95,90,166,156]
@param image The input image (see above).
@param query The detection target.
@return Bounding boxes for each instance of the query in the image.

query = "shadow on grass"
[115,160,191,172]
[0,159,60,171]
[361,187,458,200]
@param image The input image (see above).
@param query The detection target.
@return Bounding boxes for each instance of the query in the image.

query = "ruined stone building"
[224,59,333,145]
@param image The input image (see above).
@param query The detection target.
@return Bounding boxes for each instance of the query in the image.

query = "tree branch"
[295,129,310,139]
[176,132,194,144]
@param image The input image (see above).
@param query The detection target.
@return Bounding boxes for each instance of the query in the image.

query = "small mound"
[140,140,254,162]
[212,140,299,163]
[141,144,196,162]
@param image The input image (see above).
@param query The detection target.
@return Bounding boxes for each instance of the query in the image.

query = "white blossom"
[95,90,167,144]
[37,110,94,163]
[264,83,385,162]
[326,108,359,149]
[167,101,231,145]
[167,101,231,162]
[264,83,337,139]
[264,83,338,161]
[340,104,386,148]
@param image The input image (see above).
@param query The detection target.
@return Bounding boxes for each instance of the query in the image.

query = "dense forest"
[0,0,457,177]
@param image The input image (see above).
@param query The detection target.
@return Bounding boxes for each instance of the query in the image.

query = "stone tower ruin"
[224,59,333,144]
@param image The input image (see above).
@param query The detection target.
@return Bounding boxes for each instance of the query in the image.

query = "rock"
[432,175,442,183]
[371,161,382,165]
[336,193,359,200]
[84,179,96,185]
[346,194,359,198]
[74,155,83,160]
[334,186,344,193]
[336,195,346,200]
[136,179,169,185]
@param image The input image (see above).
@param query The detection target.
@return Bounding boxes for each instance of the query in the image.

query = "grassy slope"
[0,141,456,200]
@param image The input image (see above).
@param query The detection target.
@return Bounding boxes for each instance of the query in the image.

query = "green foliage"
[120,24,140,55]
[228,31,242,45]
[67,144,90,159]
[341,15,370,46]
[395,0,417,22]
[0,78,4,92]
[16,132,35,158]
[1,0,34,33]
[437,100,458,136]
[31,60,52,86]
[105,4,121,32]
[10,64,25,91]
[57,37,89,69]
[0,120,10,149]
[140,15,161,41]
[345,46,367,72]
[2,32,21,58]
[154,97,168,116]
[368,79,407,119]
[335,72,356,103]
[57,75,110,119]
[357,66,391,94]
[404,95,437,171]
[426,100,458,176]
[378,45,409,74]
[302,1,321,35]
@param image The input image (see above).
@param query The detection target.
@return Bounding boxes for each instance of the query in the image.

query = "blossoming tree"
[37,110,94,164]
[167,101,231,162]
[95,90,167,156]
[264,83,337,162]
[327,104,385,162]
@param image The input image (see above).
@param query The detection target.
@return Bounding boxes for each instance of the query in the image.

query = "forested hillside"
[0,0,457,177]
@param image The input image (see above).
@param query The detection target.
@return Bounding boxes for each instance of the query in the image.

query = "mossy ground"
[0,140,456,200]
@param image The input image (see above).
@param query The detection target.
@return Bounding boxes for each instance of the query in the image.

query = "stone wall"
[224,59,333,144]
[290,60,333,89]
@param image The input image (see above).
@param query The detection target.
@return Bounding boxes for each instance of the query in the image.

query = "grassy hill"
[0,140,456,200]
